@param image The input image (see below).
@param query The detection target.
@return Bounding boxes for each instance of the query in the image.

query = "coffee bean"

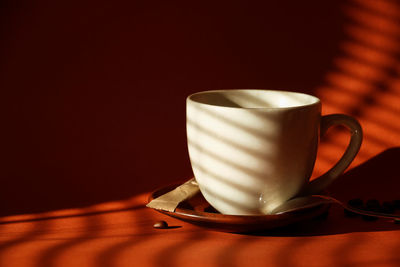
[153,220,168,229]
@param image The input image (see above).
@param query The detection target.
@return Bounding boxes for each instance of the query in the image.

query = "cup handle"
[303,114,363,195]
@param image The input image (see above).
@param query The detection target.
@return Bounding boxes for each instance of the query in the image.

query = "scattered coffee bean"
[153,220,168,229]
[344,198,400,222]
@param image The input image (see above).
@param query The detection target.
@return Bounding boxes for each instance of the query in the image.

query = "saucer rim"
[147,183,330,233]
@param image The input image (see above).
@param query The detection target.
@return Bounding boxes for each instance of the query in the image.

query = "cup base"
[147,182,330,233]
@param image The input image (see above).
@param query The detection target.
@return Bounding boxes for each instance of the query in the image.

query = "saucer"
[148,184,331,233]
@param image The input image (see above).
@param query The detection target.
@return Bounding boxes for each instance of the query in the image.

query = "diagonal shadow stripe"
[200,186,260,213]
[188,140,271,180]
[0,204,145,225]
[0,220,50,267]
[187,118,272,160]
[190,161,260,195]
[272,237,313,267]
[215,235,257,267]
[190,100,276,140]
[36,207,101,267]
[152,228,206,267]
[95,207,156,267]
[332,233,367,266]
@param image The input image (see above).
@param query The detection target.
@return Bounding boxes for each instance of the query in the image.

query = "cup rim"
[187,89,321,110]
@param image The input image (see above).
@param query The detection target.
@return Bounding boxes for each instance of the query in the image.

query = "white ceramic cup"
[187,89,362,215]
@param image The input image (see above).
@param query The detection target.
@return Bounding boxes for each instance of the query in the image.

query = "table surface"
[1,168,400,267]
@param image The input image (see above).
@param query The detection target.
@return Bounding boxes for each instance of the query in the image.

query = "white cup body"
[187,89,321,215]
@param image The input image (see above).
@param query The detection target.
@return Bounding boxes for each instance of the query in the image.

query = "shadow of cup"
[247,147,400,236]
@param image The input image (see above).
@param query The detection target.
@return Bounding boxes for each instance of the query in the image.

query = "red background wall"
[1,0,347,215]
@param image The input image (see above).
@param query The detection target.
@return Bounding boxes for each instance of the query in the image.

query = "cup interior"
[188,90,320,109]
